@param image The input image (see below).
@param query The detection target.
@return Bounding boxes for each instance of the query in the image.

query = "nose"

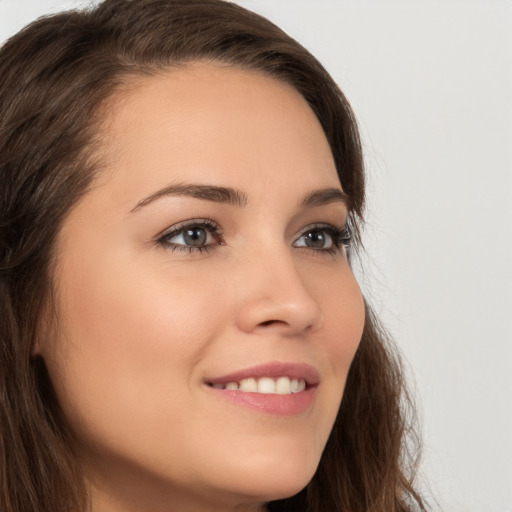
[234,246,324,337]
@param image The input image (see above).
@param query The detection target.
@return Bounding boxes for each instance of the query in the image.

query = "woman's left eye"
[293,224,351,253]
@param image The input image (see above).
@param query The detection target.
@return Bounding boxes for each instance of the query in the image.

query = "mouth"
[204,362,319,415]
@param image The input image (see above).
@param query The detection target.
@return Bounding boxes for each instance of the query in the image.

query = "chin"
[257,474,313,503]
[217,449,320,504]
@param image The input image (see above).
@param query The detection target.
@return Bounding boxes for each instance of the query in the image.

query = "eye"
[295,229,333,250]
[156,219,224,253]
[293,224,351,254]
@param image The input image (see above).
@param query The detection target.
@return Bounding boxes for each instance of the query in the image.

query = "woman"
[0,1,426,511]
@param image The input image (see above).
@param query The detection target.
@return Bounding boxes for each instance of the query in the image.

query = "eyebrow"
[299,187,350,209]
[130,183,249,212]
[130,182,349,213]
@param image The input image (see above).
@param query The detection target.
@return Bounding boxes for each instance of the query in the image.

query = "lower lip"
[206,386,317,415]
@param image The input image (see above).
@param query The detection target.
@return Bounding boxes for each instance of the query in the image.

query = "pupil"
[306,230,325,248]
[184,228,206,246]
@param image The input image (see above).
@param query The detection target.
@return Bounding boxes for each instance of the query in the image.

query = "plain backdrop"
[1,1,511,511]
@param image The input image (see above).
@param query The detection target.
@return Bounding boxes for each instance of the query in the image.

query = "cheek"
[311,263,365,363]
[328,278,365,365]
[58,253,226,355]
[312,266,365,424]
[45,254,229,441]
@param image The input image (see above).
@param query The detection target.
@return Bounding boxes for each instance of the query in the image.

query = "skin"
[38,64,365,512]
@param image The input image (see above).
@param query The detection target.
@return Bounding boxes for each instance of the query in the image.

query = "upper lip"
[205,362,320,387]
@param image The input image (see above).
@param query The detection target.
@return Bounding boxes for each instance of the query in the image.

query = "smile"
[209,376,307,394]
[205,362,319,415]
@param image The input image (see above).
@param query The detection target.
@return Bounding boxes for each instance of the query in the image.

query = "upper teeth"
[211,376,306,394]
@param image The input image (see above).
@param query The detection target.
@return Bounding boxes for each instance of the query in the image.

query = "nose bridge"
[234,236,323,335]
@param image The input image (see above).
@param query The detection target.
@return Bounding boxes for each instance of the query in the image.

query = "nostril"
[259,319,286,327]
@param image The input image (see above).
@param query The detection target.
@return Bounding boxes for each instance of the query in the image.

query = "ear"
[31,331,45,357]
[31,338,43,357]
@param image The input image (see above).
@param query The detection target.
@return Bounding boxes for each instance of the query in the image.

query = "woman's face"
[40,64,365,512]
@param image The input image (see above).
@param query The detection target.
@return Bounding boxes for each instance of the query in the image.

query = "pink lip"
[204,362,320,416]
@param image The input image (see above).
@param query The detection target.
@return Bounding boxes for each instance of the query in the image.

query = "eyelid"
[295,222,351,240]
[156,217,219,240]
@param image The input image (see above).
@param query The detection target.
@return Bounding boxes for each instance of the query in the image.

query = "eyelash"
[155,219,352,255]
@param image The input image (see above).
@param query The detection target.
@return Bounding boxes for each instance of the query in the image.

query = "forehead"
[94,63,340,206]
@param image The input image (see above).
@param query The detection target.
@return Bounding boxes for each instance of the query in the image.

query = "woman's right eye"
[156,219,224,253]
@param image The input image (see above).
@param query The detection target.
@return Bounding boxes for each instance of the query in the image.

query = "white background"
[1,1,511,511]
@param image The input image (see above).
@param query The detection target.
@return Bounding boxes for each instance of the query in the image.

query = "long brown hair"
[0,1,426,511]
